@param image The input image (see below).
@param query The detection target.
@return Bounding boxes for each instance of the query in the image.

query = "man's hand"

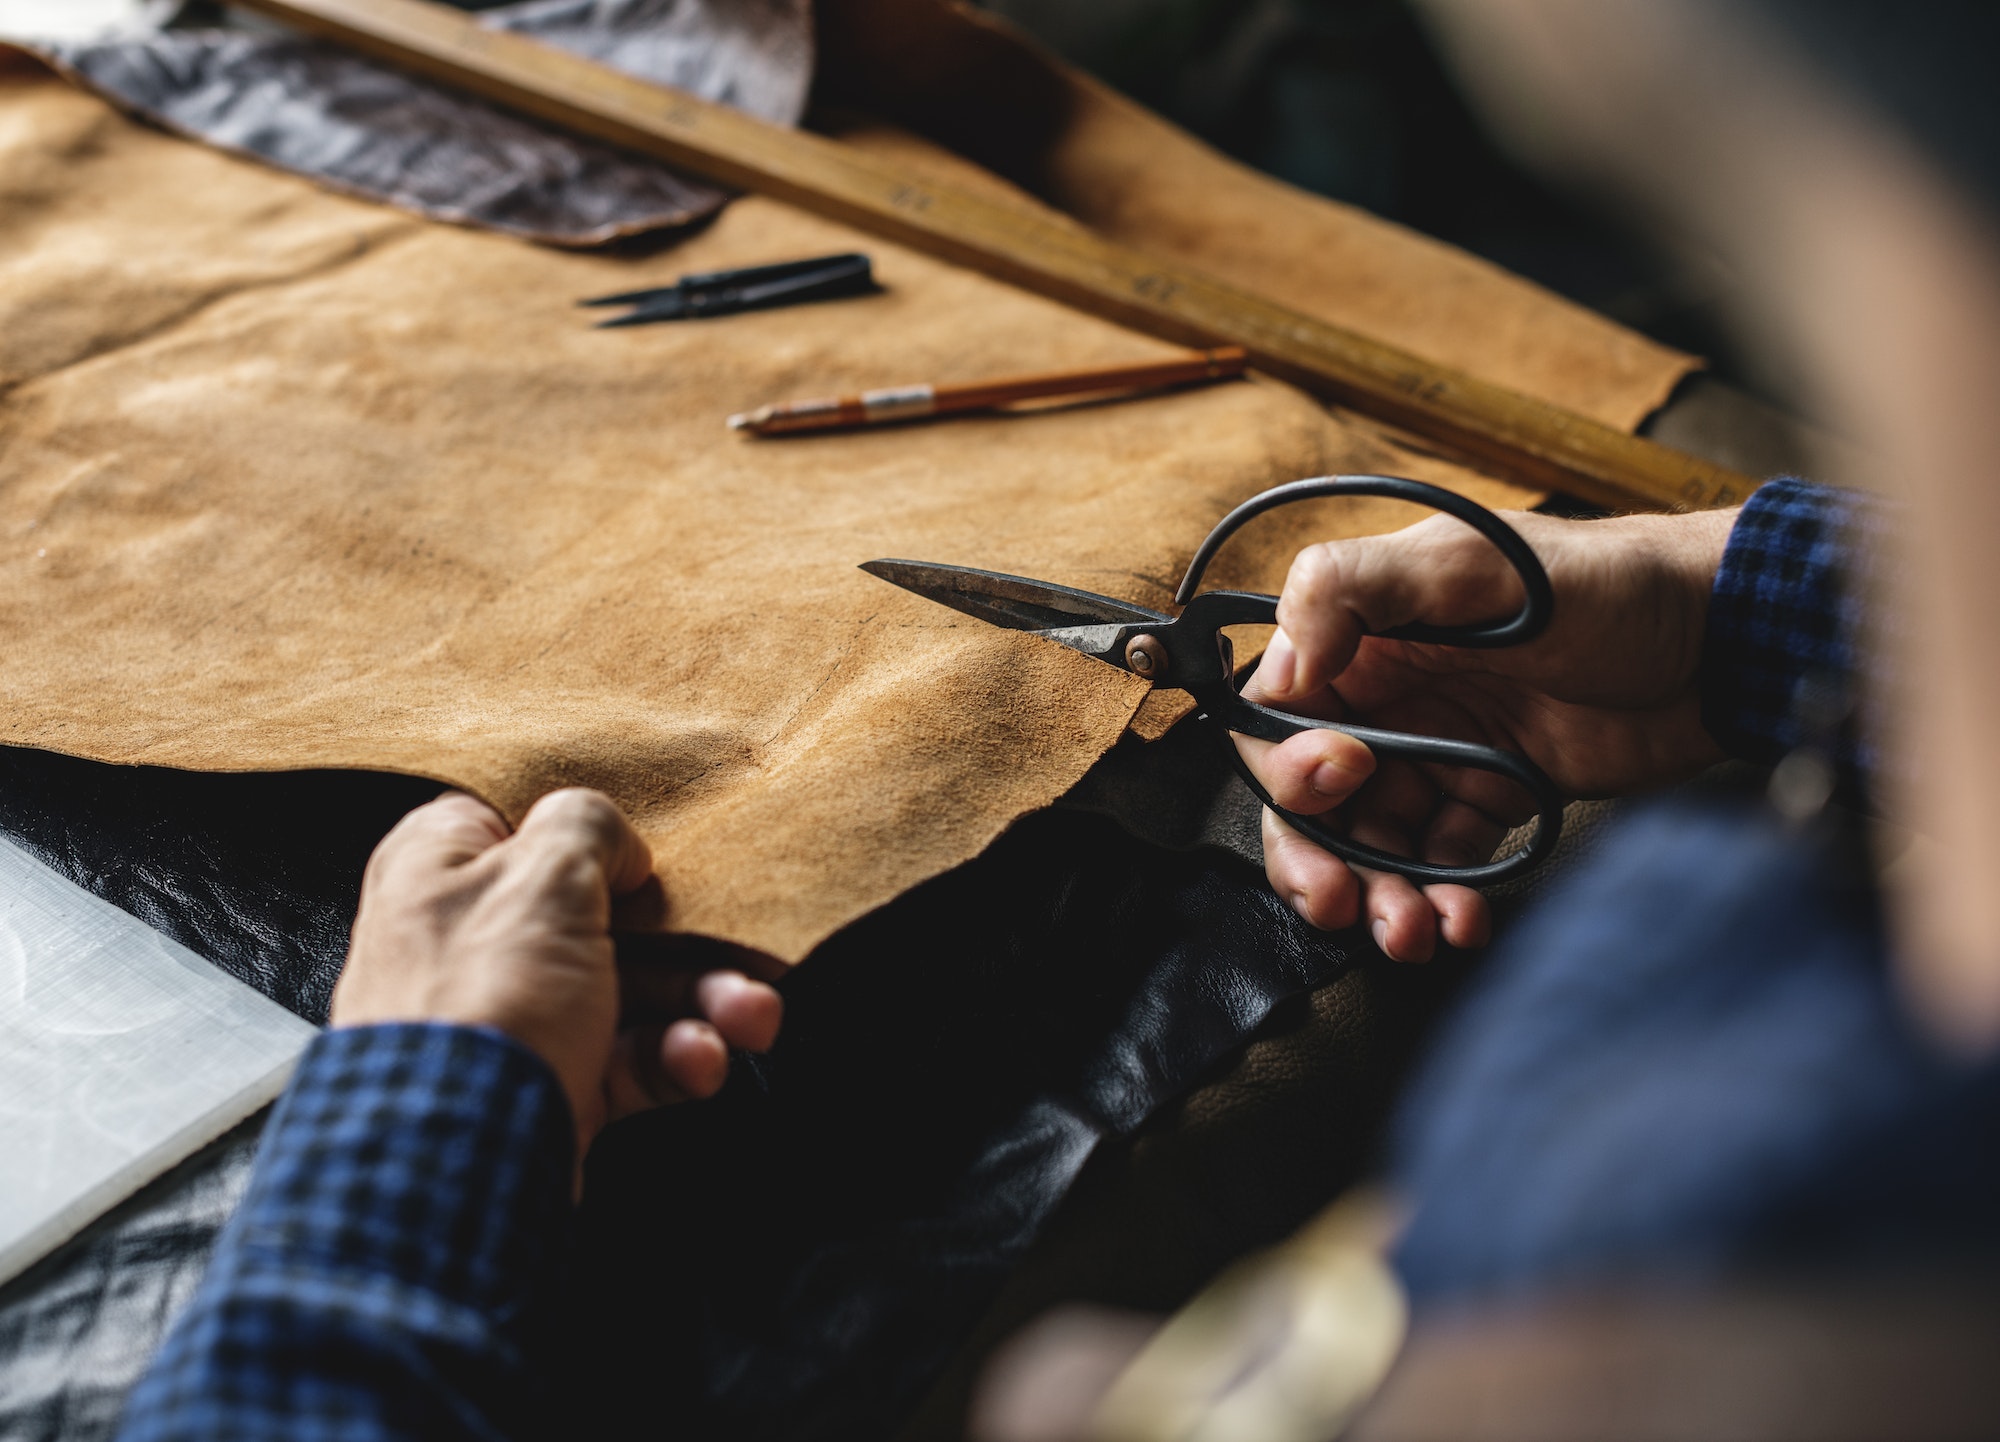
[331,789,782,1155]
[1238,505,1739,961]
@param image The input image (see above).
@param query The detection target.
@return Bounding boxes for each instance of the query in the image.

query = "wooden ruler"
[232,0,1754,512]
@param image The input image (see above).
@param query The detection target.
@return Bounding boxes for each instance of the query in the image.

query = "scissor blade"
[860,559,1170,636]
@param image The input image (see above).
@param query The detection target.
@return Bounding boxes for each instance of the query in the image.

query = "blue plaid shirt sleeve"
[115,1023,577,1442]
[1701,476,1888,797]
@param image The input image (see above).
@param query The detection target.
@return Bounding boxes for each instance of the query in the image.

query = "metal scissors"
[862,474,1564,886]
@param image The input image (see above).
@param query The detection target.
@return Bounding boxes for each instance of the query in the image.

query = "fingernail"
[1261,629,1296,696]
[1371,919,1392,957]
[1310,757,1361,797]
[1290,891,1313,923]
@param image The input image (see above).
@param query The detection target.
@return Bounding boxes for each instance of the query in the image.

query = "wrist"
[259,1025,577,1280]
[1668,504,1740,599]
[1653,505,1741,675]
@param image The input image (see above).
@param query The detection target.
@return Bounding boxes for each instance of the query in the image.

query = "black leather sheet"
[0,739,1353,1441]
[0,1118,263,1442]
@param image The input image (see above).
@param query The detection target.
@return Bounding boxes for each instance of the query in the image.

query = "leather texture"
[0,746,443,1022]
[0,1118,263,1442]
[0,742,1358,1442]
[15,0,813,246]
[0,3,1701,1430]
[565,803,1358,1440]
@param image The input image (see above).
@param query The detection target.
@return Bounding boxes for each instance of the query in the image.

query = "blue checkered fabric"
[1701,476,1884,794]
[114,1024,575,1442]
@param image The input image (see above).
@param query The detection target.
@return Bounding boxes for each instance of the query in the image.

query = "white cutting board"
[0,835,316,1287]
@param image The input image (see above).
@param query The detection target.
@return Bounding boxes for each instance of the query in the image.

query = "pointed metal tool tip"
[596,308,680,329]
[853,557,1170,632]
[857,559,932,590]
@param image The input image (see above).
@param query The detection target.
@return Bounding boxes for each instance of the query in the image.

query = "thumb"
[1270,514,1527,697]
[1243,627,1311,705]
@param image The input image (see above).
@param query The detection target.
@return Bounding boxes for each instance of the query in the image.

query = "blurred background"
[31,0,1772,403]
[976,0,1765,399]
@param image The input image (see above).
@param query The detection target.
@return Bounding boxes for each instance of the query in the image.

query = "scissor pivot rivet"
[1125,635,1169,679]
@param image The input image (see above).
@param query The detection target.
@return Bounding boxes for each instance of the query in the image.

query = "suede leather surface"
[0,67,1685,960]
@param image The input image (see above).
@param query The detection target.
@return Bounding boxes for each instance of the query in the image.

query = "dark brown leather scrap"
[8,0,811,245]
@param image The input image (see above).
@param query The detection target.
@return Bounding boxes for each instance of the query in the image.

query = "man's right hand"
[1235,503,1740,961]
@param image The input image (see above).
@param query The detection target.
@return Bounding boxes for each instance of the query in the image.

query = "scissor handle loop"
[1202,693,1564,887]
[1169,474,1563,886]
[1174,474,1554,649]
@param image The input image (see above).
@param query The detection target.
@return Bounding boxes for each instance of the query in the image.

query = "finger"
[1426,769,1541,833]
[1419,798,1509,871]
[1353,796,1496,954]
[603,975,781,1116]
[368,791,510,876]
[695,971,784,1053]
[1424,885,1492,950]
[1244,626,1313,704]
[515,787,656,895]
[1345,810,1440,963]
[660,1018,730,1100]
[1357,708,1539,840]
[603,1025,679,1118]
[617,955,782,1017]
[1231,725,1376,816]
[1357,865,1437,964]
[1240,638,1349,718]
[1276,517,1526,698]
[1345,755,1448,840]
[1262,808,1361,931]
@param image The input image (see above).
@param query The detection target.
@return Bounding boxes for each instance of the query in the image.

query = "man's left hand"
[331,789,783,1157]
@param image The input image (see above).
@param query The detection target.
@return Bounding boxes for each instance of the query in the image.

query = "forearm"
[116,1024,576,1442]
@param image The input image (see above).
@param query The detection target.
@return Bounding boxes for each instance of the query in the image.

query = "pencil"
[726,346,1248,435]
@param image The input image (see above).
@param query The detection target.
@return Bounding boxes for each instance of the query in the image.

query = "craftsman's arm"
[115,790,783,1442]
[115,1024,579,1442]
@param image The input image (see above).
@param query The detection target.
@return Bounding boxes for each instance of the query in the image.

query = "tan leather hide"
[0,71,1691,961]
